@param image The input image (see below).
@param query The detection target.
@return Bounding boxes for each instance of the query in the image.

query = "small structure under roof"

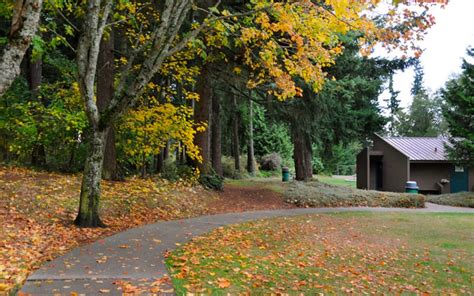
[356,134,473,194]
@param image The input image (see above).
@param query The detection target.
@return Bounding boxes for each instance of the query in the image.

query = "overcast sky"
[377,0,474,109]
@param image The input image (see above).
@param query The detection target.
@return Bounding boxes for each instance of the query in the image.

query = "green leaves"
[31,35,45,60]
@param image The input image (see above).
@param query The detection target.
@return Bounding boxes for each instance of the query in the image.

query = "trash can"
[405,181,419,193]
[282,167,290,182]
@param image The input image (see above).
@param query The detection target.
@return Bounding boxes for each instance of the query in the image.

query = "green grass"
[225,177,286,194]
[427,192,474,208]
[316,175,356,188]
[166,212,474,294]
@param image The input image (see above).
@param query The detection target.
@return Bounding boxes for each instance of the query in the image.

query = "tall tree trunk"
[211,92,222,176]
[74,129,107,227]
[0,0,43,95]
[67,142,76,172]
[97,29,118,180]
[247,96,256,175]
[27,48,46,167]
[156,148,164,173]
[193,65,212,174]
[304,136,312,179]
[232,93,240,171]
[293,133,305,181]
[26,48,42,97]
[75,0,112,227]
[164,140,170,160]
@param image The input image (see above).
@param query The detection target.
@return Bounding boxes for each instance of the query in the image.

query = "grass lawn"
[316,175,356,188]
[166,212,474,294]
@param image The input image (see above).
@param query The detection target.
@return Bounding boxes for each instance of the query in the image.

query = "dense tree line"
[0,0,441,226]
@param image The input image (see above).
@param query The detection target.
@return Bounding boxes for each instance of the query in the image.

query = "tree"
[74,0,113,227]
[97,30,118,180]
[442,48,474,166]
[0,0,43,96]
[246,94,256,175]
[394,87,446,137]
[193,65,213,175]
[385,74,400,136]
[211,90,223,176]
[393,57,447,137]
[269,34,402,177]
[231,92,241,172]
[411,59,425,97]
[74,0,221,226]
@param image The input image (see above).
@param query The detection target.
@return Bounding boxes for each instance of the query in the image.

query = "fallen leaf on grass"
[217,278,231,289]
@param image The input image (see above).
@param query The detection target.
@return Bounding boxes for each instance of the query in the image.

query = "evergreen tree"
[411,59,425,97]
[385,74,400,136]
[394,58,446,137]
[442,48,474,166]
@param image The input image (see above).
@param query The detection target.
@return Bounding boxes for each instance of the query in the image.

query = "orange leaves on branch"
[231,0,377,99]
[200,0,439,100]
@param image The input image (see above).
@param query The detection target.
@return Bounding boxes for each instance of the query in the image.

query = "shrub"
[199,170,224,191]
[284,181,424,208]
[427,192,473,208]
[221,155,247,179]
[260,152,282,171]
[312,158,324,174]
[161,159,196,182]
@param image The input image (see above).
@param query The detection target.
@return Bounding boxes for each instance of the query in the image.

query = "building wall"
[356,148,369,189]
[410,162,452,193]
[373,137,409,192]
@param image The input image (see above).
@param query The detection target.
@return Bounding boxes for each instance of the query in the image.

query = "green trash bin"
[282,167,290,182]
[405,181,419,193]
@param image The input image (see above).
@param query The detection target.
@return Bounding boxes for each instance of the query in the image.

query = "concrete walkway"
[21,203,473,295]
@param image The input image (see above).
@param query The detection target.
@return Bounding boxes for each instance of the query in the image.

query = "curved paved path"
[21,203,473,295]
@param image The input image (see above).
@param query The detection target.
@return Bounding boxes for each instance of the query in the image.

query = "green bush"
[284,181,424,208]
[311,157,325,174]
[161,159,196,182]
[427,192,473,208]
[199,170,224,191]
[221,155,247,179]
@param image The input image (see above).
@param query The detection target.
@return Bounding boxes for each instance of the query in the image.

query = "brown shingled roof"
[381,136,451,161]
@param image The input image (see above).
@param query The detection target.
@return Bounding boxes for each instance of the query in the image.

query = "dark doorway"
[369,156,383,191]
[375,161,383,190]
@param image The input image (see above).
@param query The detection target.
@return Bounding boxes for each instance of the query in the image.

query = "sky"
[377,0,474,109]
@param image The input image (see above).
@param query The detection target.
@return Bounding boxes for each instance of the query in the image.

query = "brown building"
[356,135,474,194]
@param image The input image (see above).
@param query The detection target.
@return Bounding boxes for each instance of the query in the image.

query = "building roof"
[381,136,451,161]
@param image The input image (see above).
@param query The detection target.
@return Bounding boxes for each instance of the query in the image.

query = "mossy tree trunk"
[74,129,107,227]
